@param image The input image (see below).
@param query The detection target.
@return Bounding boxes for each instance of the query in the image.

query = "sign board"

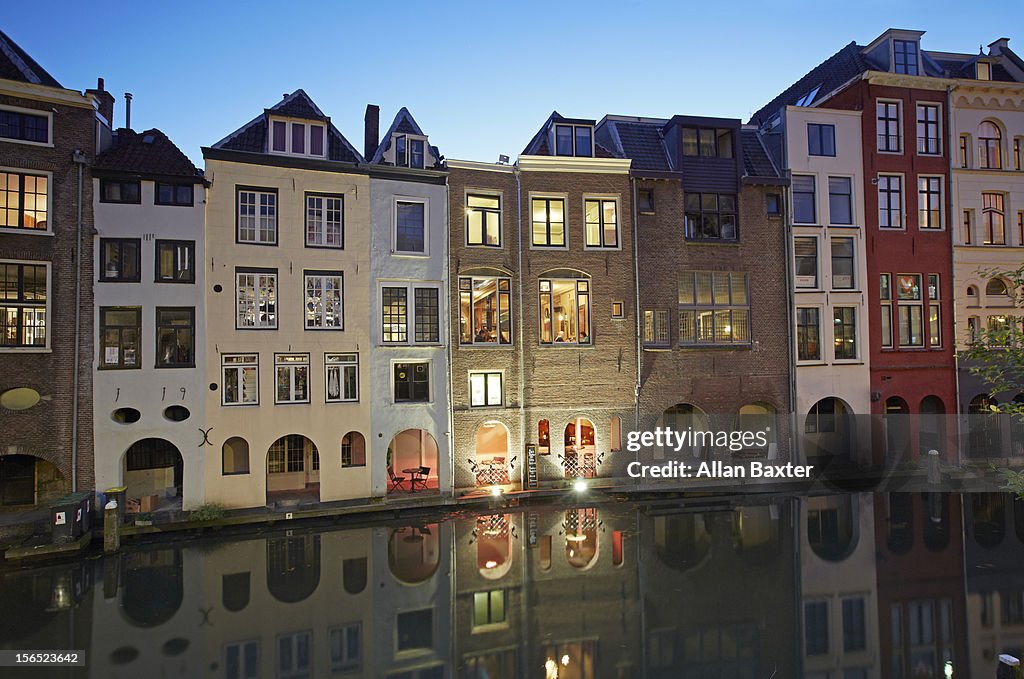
[525,444,538,489]
[527,512,538,547]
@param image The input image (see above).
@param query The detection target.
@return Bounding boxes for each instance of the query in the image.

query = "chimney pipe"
[364,104,380,162]
[124,92,133,131]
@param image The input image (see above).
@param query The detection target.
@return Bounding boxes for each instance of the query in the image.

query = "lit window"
[473,590,507,628]
[584,198,618,248]
[0,171,48,230]
[469,372,503,407]
[643,309,670,346]
[896,274,924,347]
[878,175,903,228]
[983,193,1005,244]
[833,307,857,360]
[918,177,943,229]
[796,307,820,361]
[466,194,501,247]
[979,121,1002,169]
[459,276,512,345]
[304,271,343,329]
[678,271,750,345]
[539,277,591,345]
[531,197,566,247]
[0,262,47,347]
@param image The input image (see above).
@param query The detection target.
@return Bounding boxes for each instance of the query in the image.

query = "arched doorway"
[267,534,321,603]
[736,403,778,459]
[121,548,183,627]
[662,404,709,459]
[803,398,854,462]
[564,508,598,569]
[476,514,513,579]
[806,495,858,562]
[0,454,65,507]
[387,429,439,495]
[266,435,320,503]
[388,523,440,584]
[563,418,596,478]
[123,439,183,512]
[919,396,945,456]
[884,396,910,462]
[474,422,511,488]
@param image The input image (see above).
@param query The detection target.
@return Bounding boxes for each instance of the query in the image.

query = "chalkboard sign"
[526,444,538,489]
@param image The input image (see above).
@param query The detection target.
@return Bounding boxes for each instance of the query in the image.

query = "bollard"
[103,500,120,554]
[928,449,941,485]
[997,653,1020,679]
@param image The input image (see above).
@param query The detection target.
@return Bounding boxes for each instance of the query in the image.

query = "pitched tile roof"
[522,111,619,158]
[597,118,671,171]
[93,128,204,181]
[370,107,443,166]
[0,29,61,88]
[740,128,781,179]
[212,90,363,163]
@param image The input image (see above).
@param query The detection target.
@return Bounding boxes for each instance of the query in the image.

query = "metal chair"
[412,466,430,490]
[388,468,407,491]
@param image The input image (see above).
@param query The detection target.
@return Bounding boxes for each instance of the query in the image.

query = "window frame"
[642,309,671,347]
[917,176,944,230]
[98,306,142,370]
[678,271,751,346]
[530,195,568,249]
[329,623,362,673]
[235,267,278,330]
[466,192,502,248]
[393,196,429,255]
[154,239,195,283]
[827,175,854,226]
[830,237,856,290]
[381,283,442,345]
[538,277,591,346]
[221,353,259,406]
[880,274,893,348]
[878,173,904,229]
[393,360,431,403]
[792,175,816,225]
[304,191,344,249]
[236,186,278,246]
[684,192,738,241]
[0,260,50,350]
[0,105,52,147]
[394,134,427,168]
[876,100,902,153]
[896,273,924,348]
[833,306,858,361]
[681,127,734,158]
[583,196,620,249]
[155,306,196,369]
[794,236,819,289]
[459,276,513,346]
[807,123,836,157]
[154,182,195,207]
[303,270,344,331]
[893,39,919,75]
[99,179,142,205]
[99,237,142,283]
[0,168,52,233]
[916,103,942,156]
[796,306,822,362]
[553,123,594,157]
[979,121,1003,170]
[982,192,1006,245]
[325,352,359,403]
[469,371,503,407]
[269,117,326,159]
[274,353,311,405]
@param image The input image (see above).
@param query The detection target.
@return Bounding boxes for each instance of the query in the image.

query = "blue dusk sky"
[5,1,1024,165]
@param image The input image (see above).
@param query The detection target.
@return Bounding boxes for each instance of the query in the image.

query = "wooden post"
[997,654,1021,679]
[103,501,120,554]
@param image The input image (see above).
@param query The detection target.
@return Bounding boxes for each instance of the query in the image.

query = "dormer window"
[977,62,992,81]
[395,135,426,169]
[681,128,733,159]
[270,118,326,158]
[893,39,918,75]
[554,124,593,157]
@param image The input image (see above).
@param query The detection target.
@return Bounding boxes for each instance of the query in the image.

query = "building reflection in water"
[7,493,1024,677]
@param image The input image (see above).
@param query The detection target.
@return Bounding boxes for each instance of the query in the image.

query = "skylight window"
[795,85,822,108]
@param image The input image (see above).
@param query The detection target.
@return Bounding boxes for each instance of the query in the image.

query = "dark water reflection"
[1,492,1023,678]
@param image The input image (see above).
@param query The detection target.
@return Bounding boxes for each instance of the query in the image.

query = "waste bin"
[50,494,84,544]
[103,486,126,526]
[67,491,94,534]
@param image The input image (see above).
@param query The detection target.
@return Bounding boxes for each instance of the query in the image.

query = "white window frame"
[794,235,819,289]
[303,271,344,330]
[529,194,569,250]
[830,236,856,290]
[795,305,823,363]
[393,196,429,255]
[0,166,53,236]
[236,269,277,329]
[791,175,817,225]
[393,134,428,169]
[916,103,942,156]
[917,175,944,230]
[274,353,310,405]
[269,117,326,158]
[276,630,313,679]
[0,104,54,148]
[329,623,362,673]
[0,259,51,352]
[222,353,259,406]
[877,173,904,230]
[223,639,260,679]
[304,192,343,248]
[379,283,442,346]
[895,273,924,347]
[582,195,621,250]
[236,188,277,245]
[469,371,503,407]
[832,305,859,362]
[325,352,359,403]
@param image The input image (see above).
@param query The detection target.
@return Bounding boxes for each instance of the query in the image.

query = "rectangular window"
[222,353,259,405]
[329,624,361,673]
[843,598,867,652]
[0,171,48,230]
[99,307,141,369]
[325,353,358,403]
[918,176,943,229]
[792,176,816,224]
[459,276,512,345]
[237,188,277,244]
[539,278,590,345]
[794,237,818,288]
[291,123,305,154]
[381,287,408,343]
[554,124,592,157]
[880,274,893,348]
[983,192,1005,244]
[275,353,309,404]
[466,194,501,247]
[807,123,836,156]
[797,307,821,361]
[99,238,141,282]
[805,601,829,655]
[394,362,430,402]
[960,134,970,168]
[100,179,141,204]
[897,274,924,347]
[877,101,901,152]
[310,125,324,156]
[963,209,973,245]
[0,262,47,347]
[154,240,194,283]
[395,200,426,253]
[916,104,941,155]
[155,183,194,206]
[414,287,440,343]
[928,274,941,348]
[878,175,903,228]
[611,301,624,318]
[224,640,259,679]
[469,372,503,407]
[268,436,305,473]
[410,138,425,168]
[155,307,195,368]
[584,198,618,248]
[643,309,670,346]
[305,193,343,248]
[473,590,507,628]
[638,189,655,213]
[1019,211,1024,246]
[1015,138,1022,170]
[0,108,49,143]
[272,120,286,152]
[684,192,738,240]
[531,197,566,247]
[236,269,277,329]
[894,40,918,75]
[831,237,855,289]
[304,271,343,329]
[678,271,750,345]
[833,307,857,360]
[681,127,733,158]
[828,176,853,225]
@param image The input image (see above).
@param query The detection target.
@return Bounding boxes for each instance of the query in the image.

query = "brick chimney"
[364,104,380,162]
[86,77,115,126]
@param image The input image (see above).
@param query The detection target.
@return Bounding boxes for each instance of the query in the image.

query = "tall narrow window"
[237,188,277,244]
[897,274,924,347]
[155,307,195,368]
[236,269,277,328]
[275,354,309,404]
[539,278,590,345]
[960,135,969,168]
[878,175,903,228]
[916,104,941,155]
[304,271,343,329]
[894,40,918,74]
[678,271,750,345]
[0,262,47,347]
[828,176,852,225]
[792,176,816,224]
[831,238,855,289]
[414,288,440,343]
[642,310,670,346]
[794,237,818,288]
[880,274,893,348]
[963,210,973,245]
[395,200,426,253]
[466,194,501,247]
[584,199,618,248]
[305,193,343,248]
[877,101,901,152]
[222,354,259,405]
[410,139,425,168]
[531,197,566,247]
[381,287,408,343]
[538,420,550,454]
[99,307,141,369]
[1015,138,1022,171]
[0,171,48,231]
[833,307,857,360]
[983,193,1005,244]
[979,121,1002,169]
[928,274,941,348]
[459,276,512,345]
[917,177,943,229]
[155,240,195,283]
[325,353,358,403]
[796,307,820,361]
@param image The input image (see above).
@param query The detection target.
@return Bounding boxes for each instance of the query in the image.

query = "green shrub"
[190,503,227,522]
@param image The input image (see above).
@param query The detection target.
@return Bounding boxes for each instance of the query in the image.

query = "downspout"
[631,176,642,470]
[71,149,88,493]
[946,84,962,465]
[784,177,796,463]
[516,166,526,487]
[444,177,455,497]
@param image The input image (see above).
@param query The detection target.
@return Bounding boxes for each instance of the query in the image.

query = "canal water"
[0,491,1019,678]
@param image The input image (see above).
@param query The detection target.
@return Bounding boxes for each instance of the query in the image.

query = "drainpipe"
[71,149,89,493]
[515,166,526,487]
[444,178,455,498]
[784,177,797,463]
[947,84,963,466]
[631,176,642,470]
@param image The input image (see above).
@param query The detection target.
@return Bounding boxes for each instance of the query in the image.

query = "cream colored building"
[782,106,871,465]
[201,90,372,509]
